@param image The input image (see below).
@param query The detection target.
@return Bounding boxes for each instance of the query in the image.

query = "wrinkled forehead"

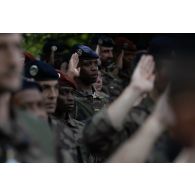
[0,33,22,44]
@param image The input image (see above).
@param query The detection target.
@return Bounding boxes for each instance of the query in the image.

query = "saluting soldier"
[68,45,109,122]
[24,59,84,162]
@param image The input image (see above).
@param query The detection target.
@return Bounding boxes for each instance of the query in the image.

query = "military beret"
[148,36,175,58]
[24,52,36,64]
[57,70,76,89]
[98,36,114,47]
[24,60,59,81]
[70,44,99,60]
[42,39,66,54]
[115,37,136,51]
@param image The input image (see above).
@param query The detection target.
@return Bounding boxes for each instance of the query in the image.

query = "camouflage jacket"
[0,109,56,163]
[49,115,81,162]
[83,96,182,162]
[74,86,109,122]
[101,69,124,102]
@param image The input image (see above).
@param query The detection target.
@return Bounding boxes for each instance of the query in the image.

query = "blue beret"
[24,60,59,81]
[70,44,99,60]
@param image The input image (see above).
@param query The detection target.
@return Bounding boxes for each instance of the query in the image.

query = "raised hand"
[95,44,101,66]
[116,50,124,70]
[66,53,80,78]
[131,55,155,93]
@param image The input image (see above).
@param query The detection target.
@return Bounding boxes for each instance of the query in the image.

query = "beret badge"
[29,65,39,77]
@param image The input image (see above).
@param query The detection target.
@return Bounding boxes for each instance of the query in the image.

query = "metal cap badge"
[51,45,58,52]
[29,65,39,77]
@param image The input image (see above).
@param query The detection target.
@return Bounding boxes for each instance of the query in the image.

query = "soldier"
[82,54,155,162]
[68,45,109,122]
[109,39,195,163]
[24,59,82,162]
[0,34,56,162]
[114,37,137,88]
[95,36,124,101]
[11,79,48,121]
[83,36,180,162]
[55,70,90,162]
[94,70,110,103]
[41,38,66,69]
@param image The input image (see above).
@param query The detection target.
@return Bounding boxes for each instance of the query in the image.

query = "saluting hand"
[116,50,124,70]
[67,53,80,78]
[95,44,101,66]
[131,55,155,93]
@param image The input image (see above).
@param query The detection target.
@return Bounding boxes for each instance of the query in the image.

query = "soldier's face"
[79,59,98,84]
[39,80,59,114]
[58,86,75,112]
[170,93,195,147]
[12,88,47,121]
[123,50,136,67]
[94,71,103,92]
[99,46,113,66]
[0,34,24,92]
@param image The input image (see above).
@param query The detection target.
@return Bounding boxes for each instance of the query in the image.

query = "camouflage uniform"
[83,95,182,162]
[117,68,132,89]
[74,86,109,122]
[0,109,56,163]
[101,66,124,102]
[49,115,80,162]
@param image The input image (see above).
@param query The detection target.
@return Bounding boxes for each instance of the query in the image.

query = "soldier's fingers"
[143,56,154,73]
[146,60,155,75]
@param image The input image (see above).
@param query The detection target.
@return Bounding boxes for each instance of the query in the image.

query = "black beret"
[24,60,59,81]
[91,35,115,48]
[42,39,66,54]
[70,44,99,60]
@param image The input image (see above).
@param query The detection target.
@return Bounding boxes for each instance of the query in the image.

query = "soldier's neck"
[0,93,11,125]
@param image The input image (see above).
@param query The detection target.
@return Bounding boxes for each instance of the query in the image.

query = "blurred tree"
[23,33,93,57]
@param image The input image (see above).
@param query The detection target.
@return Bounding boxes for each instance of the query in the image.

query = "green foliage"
[23,33,93,57]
